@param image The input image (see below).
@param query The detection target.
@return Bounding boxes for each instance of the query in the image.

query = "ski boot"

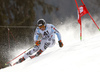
[13,57,25,66]
[30,49,43,59]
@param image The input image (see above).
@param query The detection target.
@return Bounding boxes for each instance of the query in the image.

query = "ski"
[11,55,36,66]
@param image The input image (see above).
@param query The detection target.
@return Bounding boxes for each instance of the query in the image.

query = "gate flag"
[78,5,89,24]
[75,0,100,40]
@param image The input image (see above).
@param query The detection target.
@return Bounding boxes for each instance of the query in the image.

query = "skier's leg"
[48,39,55,47]
[16,45,39,63]
[23,45,39,59]
[35,39,55,56]
[30,39,48,58]
[30,39,55,59]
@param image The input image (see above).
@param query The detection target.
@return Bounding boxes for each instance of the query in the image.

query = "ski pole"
[5,46,34,65]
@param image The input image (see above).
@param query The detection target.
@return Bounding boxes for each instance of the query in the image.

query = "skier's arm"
[51,25,63,47]
[34,28,40,43]
[51,25,61,41]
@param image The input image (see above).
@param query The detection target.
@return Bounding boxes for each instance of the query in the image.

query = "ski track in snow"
[1,28,100,72]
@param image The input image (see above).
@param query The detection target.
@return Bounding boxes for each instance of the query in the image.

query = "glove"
[58,40,63,47]
[35,40,41,46]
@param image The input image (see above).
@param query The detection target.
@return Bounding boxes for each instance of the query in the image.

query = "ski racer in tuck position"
[13,19,63,65]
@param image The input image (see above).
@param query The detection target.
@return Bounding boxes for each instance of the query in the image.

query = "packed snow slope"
[1,22,100,72]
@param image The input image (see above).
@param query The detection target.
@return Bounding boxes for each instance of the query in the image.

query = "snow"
[1,24,100,72]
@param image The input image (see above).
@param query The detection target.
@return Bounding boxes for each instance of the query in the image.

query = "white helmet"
[37,19,46,26]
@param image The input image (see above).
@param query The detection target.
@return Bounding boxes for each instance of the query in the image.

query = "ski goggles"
[38,24,45,29]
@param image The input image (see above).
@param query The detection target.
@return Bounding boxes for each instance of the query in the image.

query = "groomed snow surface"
[1,24,100,72]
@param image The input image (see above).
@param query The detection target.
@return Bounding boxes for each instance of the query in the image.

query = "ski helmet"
[37,19,46,27]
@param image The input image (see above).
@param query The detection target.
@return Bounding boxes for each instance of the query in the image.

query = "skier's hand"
[58,40,63,47]
[35,40,41,46]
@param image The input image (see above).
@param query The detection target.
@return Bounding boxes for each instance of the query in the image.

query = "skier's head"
[37,19,46,31]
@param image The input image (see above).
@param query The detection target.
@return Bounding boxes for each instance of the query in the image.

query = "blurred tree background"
[0,0,58,68]
[0,0,100,69]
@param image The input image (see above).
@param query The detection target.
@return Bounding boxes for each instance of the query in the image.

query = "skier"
[13,19,63,65]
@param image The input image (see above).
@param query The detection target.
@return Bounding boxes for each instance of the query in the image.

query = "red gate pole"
[75,0,78,10]
[80,21,82,40]
[75,0,82,40]
[81,0,100,31]
[88,13,100,31]
[81,0,85,5]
